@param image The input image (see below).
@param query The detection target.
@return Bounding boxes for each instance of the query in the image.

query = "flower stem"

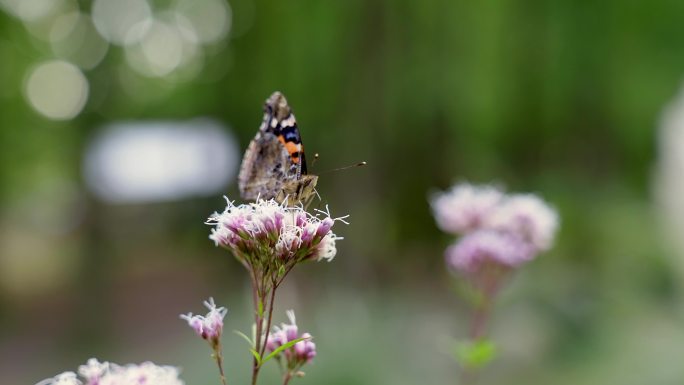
[213,349,228,385]
[470,264,505,339]
[251,275,279,385]
[251,276,265,385]
[461,265,505,384]
[259,281,278,359]
[251,366,258,385]
[282,372,293,385]
[469,298,492,340]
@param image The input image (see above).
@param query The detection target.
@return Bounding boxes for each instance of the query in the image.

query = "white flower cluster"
[208,198,347,266]
[431,183,559,273]
[36,359,183,385]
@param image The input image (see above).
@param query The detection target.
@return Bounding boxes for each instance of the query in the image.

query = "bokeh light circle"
[50,12,110,70]
[174,0,231,44]
[92,0,152,45]
[25,60,89,120]
[0,0,65,22]
[124,16,201,78]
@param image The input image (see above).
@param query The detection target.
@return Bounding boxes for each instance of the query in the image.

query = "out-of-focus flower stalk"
[431,182,559,381]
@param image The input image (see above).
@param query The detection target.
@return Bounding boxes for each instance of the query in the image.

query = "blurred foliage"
[455,338,498,370]
[2,0,684,384]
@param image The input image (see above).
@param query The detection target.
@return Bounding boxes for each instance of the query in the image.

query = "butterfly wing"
[238,91,318,205]
[237,130,290,200]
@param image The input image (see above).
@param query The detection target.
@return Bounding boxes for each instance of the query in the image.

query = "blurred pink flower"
[487,194,559,252]
[78,358,108,385]
[430,183,504,234]
[36,372,81,385]
[37,360,183,385]
[98,362,183,385]
[431,182,559,275]
[446,230,533,273]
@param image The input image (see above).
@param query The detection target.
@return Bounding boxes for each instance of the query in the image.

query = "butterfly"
[238,91,319,207]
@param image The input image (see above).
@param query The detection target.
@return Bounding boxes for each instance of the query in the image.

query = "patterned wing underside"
[237,91,319,206]
[238,130,295,201]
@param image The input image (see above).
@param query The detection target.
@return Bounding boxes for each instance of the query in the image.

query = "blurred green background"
[2,0,684,384]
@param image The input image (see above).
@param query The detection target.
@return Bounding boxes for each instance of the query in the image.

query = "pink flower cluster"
[36,359,183,385]
[180,297,227,348]
[431,183,558,274]
[208,198,346,269]
[266,311,317,368]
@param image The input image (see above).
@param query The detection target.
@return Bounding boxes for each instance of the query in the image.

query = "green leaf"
[233,330,254,347]
[234,330,262,364]
[454,339,497,370]
[250,348,262,365]
[262,337,308,363]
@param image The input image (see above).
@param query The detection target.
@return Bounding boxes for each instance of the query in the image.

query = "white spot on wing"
[281,115,296,127]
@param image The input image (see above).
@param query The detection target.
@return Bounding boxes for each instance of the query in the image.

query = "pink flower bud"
[180,298,227,345]
[284,324,299,342]
[315,217,334,239]
[267,311,317,366]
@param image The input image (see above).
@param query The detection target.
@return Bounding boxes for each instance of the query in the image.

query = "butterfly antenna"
[319,161,367,175]
[311,153,320,168]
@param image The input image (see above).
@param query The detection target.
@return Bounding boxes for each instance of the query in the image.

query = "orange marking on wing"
[284,142,301,163]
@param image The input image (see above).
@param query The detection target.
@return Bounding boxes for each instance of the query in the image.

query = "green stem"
[259,280,278,359]
[251,278,265,385]
[461,265,506,383]
[251,274,278,385]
